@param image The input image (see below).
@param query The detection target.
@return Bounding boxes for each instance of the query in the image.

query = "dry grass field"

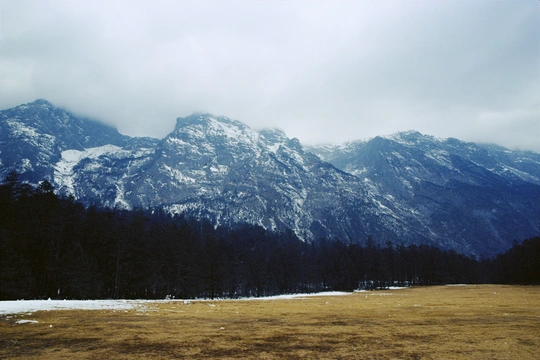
[1,285,539,359]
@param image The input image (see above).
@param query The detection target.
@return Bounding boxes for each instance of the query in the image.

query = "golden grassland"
[1,285,539,359]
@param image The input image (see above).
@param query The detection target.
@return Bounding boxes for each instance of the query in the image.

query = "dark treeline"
[483,237,540,285]
[1,173,538,300]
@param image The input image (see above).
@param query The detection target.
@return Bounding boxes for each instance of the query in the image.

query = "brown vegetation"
[1,285,539,359]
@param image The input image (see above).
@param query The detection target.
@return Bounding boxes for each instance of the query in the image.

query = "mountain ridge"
[1,99,539,257]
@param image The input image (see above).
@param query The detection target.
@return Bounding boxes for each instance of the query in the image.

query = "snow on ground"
[15,319,39,324]
[0,299,146,316]
[0,292,353,315]
[240,291,351,301]
[0,289,418,316]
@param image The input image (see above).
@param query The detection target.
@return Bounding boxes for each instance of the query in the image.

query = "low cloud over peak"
[1,0,538,151]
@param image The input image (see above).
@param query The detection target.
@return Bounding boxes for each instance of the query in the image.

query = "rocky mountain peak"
[259,128,288,143]
[1,100,539,257]
[171,113,260,147]
[28,98,54,107]
[175,113,246,131]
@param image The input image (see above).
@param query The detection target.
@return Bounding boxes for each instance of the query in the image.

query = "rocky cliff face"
[0,99,129,184]
[119,113,389,243]
[2,100,539,257]
[309,132,540,256]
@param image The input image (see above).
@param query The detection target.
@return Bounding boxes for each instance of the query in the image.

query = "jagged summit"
[0,99,129,184]
[172,113,260,146]
[384,129,424,139]
[175,112,249,130]
[28,98,54,106]
[1,100,539,257]
[259,128,287,140]
[3,99,125,146]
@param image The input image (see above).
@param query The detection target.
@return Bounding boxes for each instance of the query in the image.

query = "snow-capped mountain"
[106,113,397,243]
[1,100,539,257]
[0,99,126,183]
[0,99,159,205]
[309,132,540,257]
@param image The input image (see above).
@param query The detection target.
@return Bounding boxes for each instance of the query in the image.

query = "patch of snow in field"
[0,292,353,314]
[241,291,351,301]
[0,291,384,315]
[0,300,146,315]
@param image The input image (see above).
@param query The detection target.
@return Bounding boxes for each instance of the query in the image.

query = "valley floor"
[1,285,539,359]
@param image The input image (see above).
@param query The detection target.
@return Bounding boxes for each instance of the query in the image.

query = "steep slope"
[121,113,397,242]
[0,99,129,184]
[2,100,539,257]
[0,103,404,243]
[0,99,160,204]
[310,131,540,256]
[53,139,158,207]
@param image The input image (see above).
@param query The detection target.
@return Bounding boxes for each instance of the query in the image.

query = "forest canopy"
[1,172,538,300]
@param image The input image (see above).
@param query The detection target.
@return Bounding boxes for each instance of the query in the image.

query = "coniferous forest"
[1,173,539,300]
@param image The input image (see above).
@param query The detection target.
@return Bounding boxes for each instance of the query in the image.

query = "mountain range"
[1,99,539,257]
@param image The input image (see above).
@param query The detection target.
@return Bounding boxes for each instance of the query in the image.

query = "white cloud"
[0,0,538,151]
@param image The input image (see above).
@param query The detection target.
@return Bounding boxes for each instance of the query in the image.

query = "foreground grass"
[1,285,539,359]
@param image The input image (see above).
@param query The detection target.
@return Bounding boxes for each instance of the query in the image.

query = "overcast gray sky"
[1,0,539,151]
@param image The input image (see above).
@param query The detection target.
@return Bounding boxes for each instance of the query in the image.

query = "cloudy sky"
[1,0,539,151]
